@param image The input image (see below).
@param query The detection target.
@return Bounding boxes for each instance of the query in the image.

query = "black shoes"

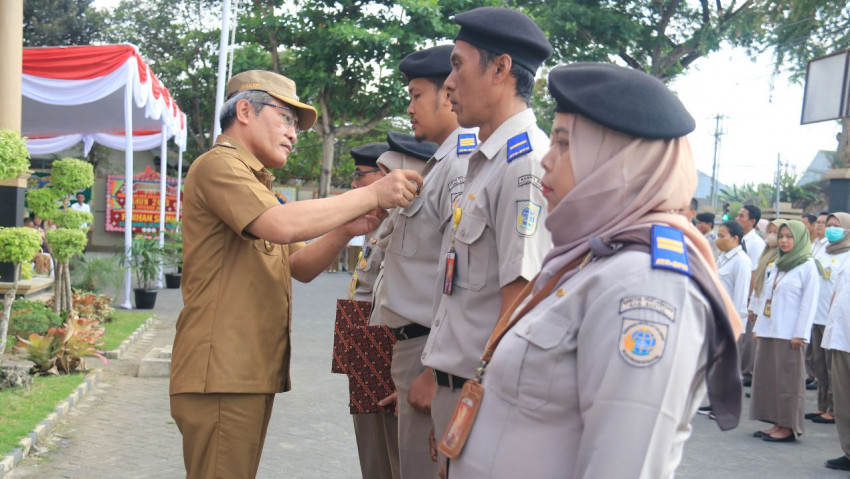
[825,456,850,471]
[812,415,836,424]
[742,377,752,387]
[806,378,818,390]
[805,412,823,419]
[753,430,767,438]
[762,433,796,442]
[696,405,712,416]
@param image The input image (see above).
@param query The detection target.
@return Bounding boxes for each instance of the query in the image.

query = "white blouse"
[814,249,850,326]
[823,257,850,353]
[716,245,752,320]
[754,259,819,341]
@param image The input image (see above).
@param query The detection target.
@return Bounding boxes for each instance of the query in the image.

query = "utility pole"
[775,154,781,219]
[709,114,726,211]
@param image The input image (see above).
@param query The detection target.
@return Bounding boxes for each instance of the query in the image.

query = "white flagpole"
[211,0,232,145]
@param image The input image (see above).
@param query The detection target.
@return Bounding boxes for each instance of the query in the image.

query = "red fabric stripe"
[22,45,144,81]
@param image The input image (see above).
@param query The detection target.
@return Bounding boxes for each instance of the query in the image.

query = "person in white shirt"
[751,220,819,442]
[696,212,719,259]
[808,212,850,426]
[70,192,91,230]
[736,205,765,276]
[812,212,829,257]
[821,212,850,471]
[716,221,752,324]
[744,219,784,385]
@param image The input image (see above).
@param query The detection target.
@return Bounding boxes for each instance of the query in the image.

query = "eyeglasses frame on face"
[353,168,382,180]
[255,101,299,130]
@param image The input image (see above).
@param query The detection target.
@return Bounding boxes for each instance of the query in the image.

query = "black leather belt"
[433,369,469,391]
[390,323,431,341]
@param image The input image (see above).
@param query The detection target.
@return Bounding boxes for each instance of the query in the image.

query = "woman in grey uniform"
[446,63,743,479]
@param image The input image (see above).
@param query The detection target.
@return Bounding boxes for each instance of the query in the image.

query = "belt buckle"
[398,326,408,340]
[432,369,439,384]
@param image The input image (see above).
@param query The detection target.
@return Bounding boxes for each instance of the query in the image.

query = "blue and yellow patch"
[507,132,532,162]
[515,200,541,236]
[619,319,667,367]
[650,225,690,276]
[457,133,478,155]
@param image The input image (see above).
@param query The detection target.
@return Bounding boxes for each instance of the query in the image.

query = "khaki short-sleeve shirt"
[170,135,300,395]
[422,109,553,379]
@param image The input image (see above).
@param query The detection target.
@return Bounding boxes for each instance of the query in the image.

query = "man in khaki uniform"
[371,44,475,478]
[169,70,421,479]
[419,7,554,462]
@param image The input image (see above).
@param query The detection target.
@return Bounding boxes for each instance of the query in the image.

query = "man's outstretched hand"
[368,169,423,209]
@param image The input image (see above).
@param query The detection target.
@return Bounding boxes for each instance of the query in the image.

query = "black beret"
[696,212,715,224]
[350,142,389,167]
[453,7,552,74]
[547,63,695,139]
[387,131,438,161]
[400,45,453,80]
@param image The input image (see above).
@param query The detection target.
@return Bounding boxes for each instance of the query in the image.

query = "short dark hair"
[477,47,534,105]
[801,214,816,224]
[742,205,761,223]
[696,212,715,225]
[722,220,747,252]
[690,198,698,212]
[818,210,831,217]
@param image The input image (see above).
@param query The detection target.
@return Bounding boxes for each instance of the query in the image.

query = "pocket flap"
[515,315,571,350]
[401,196,425,217]
[455,213,487,244]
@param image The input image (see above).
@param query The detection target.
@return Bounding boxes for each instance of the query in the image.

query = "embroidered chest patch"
[619,319,667,367]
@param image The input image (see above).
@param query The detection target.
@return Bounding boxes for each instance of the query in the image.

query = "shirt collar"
[214,134,275,188]
[477,108,538,161]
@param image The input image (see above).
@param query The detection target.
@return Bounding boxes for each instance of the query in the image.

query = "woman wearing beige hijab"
[446,63,742,479]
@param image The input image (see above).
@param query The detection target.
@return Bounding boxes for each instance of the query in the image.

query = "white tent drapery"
[21,44,188,309]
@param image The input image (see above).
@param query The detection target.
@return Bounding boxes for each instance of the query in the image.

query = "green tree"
[240,0,488,196]
[23,0,106,47]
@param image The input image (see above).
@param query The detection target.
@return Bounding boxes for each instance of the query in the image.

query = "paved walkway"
[8,273,848,478]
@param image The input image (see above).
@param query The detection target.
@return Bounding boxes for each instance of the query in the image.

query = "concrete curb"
[106,314,157,360]
[0,369,101,479]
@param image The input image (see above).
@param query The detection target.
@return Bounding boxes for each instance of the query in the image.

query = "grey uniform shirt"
[450,250,711,479]
[422,108,552,379]
[352,216,395,302]
[372,127,476,328]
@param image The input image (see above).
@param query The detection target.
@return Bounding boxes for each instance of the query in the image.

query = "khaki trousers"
[353,413,400,479]
[432,383,463,474]
[392,336,439,479]
[171,392,275,479]
[810,324,833,413]
[831,350,850,457]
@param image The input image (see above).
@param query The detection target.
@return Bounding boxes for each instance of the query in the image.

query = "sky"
[92,0,842,188]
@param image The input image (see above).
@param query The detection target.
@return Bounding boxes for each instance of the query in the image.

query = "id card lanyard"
[438,251,591,459]
[763,270,786,318]
[347,239,375,300]
[442,207,462,295]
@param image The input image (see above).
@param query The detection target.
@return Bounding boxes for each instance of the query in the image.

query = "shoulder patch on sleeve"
[650,225,691,276]
[619,296,676,322]
[517,174,542,191]
[507,132,532,162]
[457,133,478,155]
[619,319,667,367]
[516,200,541,236]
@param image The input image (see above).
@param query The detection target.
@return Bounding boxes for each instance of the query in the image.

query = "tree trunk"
[64,260,73,312]
[0,264,20,367]
[838,119,849,167]
[318,132,336,199]
[53,262,62,314]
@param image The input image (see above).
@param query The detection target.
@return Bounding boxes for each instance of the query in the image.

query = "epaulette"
[457,133,477,155]
[650,225,691,276]
[507,132,532,162]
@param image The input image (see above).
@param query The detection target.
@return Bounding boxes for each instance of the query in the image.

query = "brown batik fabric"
[331,299,397,414]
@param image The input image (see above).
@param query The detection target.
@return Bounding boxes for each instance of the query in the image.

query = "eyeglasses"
[353,168,381,180]
[256,102,299,130]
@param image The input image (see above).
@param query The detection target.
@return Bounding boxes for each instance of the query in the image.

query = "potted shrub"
[0,227,43,366]
[163,221,183,289]
[120,236,163,309]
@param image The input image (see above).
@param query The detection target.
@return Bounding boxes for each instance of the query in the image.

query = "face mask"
[715,237,734,252]
[764,233,778,247]
[825,226,846,243]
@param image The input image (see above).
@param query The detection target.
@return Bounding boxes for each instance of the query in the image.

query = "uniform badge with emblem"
[515,200,541,236]
[619,318,667,367]
[507,132,532,162]
[457,133,478,155]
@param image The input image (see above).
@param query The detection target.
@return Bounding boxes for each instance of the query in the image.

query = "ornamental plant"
[49,158,94,195]
[0,227,43,366]
[46,229,88,313]
[14,316,107,375]
[25,187,62,219]
[119,236,164,290]
[0,129,30,181]
[54,209,93,230]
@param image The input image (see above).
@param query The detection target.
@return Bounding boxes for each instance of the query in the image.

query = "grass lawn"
[101,311,152,351]
[0,373,86,456]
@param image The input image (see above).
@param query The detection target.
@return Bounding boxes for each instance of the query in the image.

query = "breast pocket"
[454,212,489,291]
[495,312,574,410]
[388,197,424,258]
[252,239,282,257]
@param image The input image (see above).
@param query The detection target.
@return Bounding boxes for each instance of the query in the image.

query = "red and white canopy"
[22,44,187,154]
